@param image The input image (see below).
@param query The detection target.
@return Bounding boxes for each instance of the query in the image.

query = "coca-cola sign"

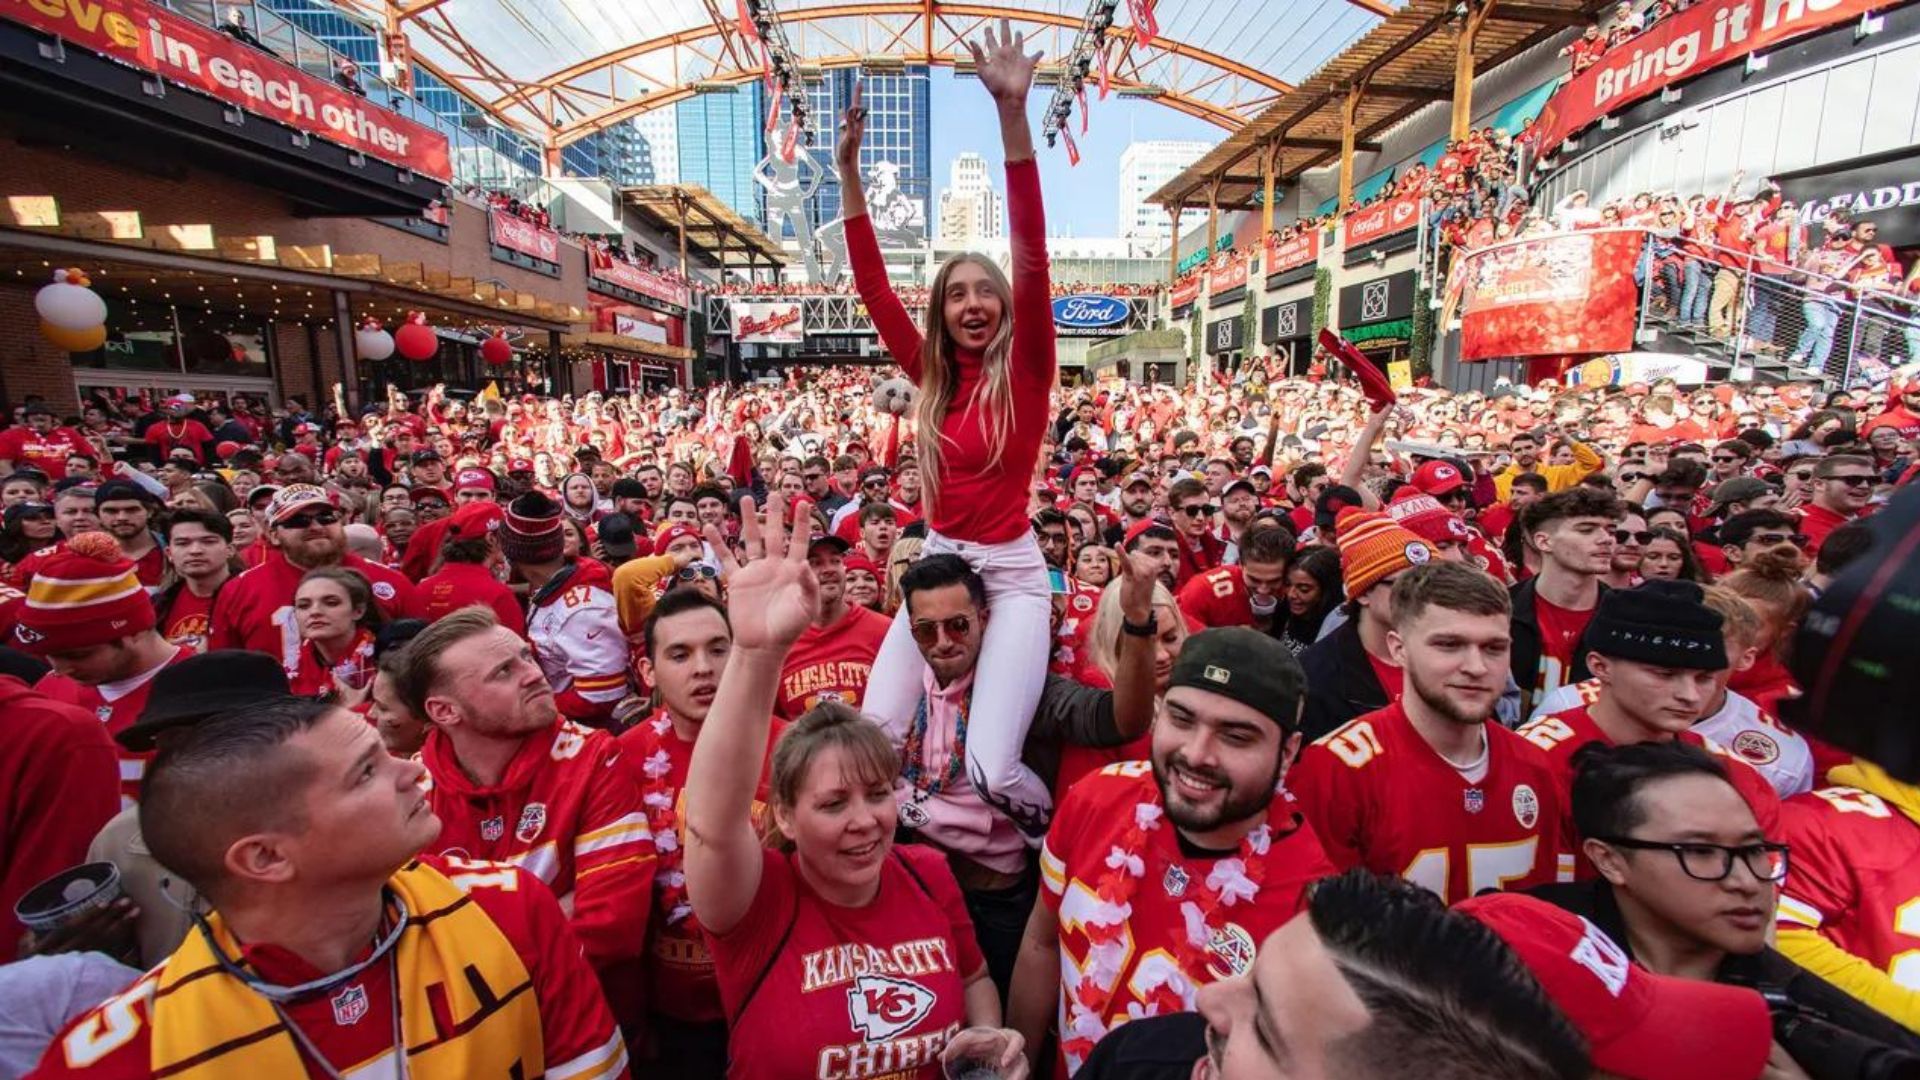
[1050,294,1128,330]
[489,210,561,264]
[1344,192,1423,249]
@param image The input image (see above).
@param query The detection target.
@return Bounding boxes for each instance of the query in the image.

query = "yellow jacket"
[1493,440,1604,501]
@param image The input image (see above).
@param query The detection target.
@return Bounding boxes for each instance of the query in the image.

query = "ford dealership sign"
[1052,294,1128,330]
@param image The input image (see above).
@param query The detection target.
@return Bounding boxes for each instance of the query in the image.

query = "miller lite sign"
[1051,294,1128,332]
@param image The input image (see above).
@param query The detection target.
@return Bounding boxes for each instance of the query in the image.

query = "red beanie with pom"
[11,532,155,654]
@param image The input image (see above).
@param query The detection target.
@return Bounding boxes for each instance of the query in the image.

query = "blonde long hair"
[1085,577,1182,686]
[913,253,1017,511]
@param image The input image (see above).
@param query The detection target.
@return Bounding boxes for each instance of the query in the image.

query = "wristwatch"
[1121,612,1158,637]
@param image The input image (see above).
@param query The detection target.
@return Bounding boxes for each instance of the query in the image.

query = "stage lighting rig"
[1040,0,1122,150]
[744,0,816,146]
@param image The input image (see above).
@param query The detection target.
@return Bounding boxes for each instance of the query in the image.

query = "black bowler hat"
[119,651,293,752]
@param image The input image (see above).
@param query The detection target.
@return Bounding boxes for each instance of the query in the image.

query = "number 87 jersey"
[1288,701,1575,906]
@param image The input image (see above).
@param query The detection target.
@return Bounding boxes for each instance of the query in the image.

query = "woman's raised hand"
[969,18,1042,105]
[835,80,866,180]
[723,494,820,652]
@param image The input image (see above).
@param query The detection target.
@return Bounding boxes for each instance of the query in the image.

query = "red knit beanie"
[11,532,155,654]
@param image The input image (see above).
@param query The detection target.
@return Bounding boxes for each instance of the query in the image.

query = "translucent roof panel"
[394,0,1403,144]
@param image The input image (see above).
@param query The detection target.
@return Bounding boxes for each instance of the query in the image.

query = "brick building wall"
[0,285,84,413]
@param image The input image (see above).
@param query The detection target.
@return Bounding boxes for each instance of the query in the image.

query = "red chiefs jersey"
[708,845,982,1080]
[422,721,654,984]
[1515,702,1781,874]
[0,426,94,479]
[776,604,889,719]
[35,645,193,808]
[26,856,630,1080]
[419,560,527,637]
[1290,703,1572,905]
[157,588,216,652]
[618,710,782,1024]
[1176,565,1255,629]
[209,550,420,672]
[1039,763,1333,1075]
[1777,786,1920,988]
[286,630,375,698]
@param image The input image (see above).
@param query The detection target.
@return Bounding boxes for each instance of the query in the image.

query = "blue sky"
[926,67,1223,237]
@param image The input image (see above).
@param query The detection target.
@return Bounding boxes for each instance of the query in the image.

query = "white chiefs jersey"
[526,571,629,711]
[1530,678,1814,798]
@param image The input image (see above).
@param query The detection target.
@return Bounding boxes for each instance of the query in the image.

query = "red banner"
[489,210,561,263]
[1344,191,1422,248]
[1,0,451,179]
[1170,276,1201,308]
[1453,230,1645,361]
[1208,251,1250,294]
[588,257,691,310]
[1263,230,1320,276]
[1533,0,1882,155]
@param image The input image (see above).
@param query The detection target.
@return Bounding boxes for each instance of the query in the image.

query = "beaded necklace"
[898,688,971,829]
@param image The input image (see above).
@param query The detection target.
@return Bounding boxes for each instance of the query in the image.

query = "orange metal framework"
[388,1,1339,149]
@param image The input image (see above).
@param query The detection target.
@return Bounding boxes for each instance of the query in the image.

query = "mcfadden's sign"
[4,0,452,179]
[1532,0,1884,155]
[1051,294,1128,330]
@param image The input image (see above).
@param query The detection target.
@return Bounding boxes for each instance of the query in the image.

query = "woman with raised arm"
[837,19,1060,839]
[682,494,1026,1079]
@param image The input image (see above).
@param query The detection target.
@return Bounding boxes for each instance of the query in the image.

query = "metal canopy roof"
[383,0,1405,146]
[1147,0,1595,213]
[619,184,790,267]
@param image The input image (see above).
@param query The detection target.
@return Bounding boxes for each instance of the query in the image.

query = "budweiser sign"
[732,300,805,344]
[1,0,450,178]
[589,258,691,310]
[489,211,561,263]
[1344,191,1423,249]
[1263,229,1320,276]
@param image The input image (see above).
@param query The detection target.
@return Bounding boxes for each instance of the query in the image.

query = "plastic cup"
[14,862,122,935]
[943,1027,1013,1080]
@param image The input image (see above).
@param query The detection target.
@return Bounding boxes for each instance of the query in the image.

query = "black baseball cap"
[93,479,150,507]
[597,512,639,559]
[121,651,292,751]
[410,448,443,464]
[611,478,648,500]
[1168,627,1308,733]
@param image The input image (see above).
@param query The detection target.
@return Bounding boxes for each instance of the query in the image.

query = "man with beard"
[619,589,780,1075]
[209,485,420,668]
[1114,468,1156,543]
[153,509,236,651]
[1178,523,1292,632]
[1290,561,1571,906]
[1219,476,1260,561]
[91,480,166,590]
[773,530,889,719]
[0,403,95,480]
[13,533,194,806]
[398,607,655,1039]
[1509,487,1621,716]
[1007,627,1335,1076]
[1493,429,1603,500]
[1122,519,1181,592]
[29,696,629,1080]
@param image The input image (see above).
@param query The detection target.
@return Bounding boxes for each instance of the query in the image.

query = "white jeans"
[865,528,1055,838]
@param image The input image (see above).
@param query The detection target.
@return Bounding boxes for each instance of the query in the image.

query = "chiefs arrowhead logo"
[846,974,935,1042]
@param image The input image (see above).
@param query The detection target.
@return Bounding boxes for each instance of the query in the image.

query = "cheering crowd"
[3,22,1920,1080]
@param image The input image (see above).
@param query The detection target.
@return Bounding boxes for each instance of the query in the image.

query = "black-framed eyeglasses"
[803,473,825,483]
[1178,504,1217,517]
[1614,529,1654,545]
[909,615,974,646]
[275,510,340,530]
[1593,836,1789,883]
[1619,472,1644,483]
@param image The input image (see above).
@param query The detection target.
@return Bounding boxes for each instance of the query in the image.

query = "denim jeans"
[1795,297,1841,373]
[1681,259,1713,324]
[1747,273,1787,345]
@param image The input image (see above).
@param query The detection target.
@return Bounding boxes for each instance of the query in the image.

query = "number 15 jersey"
[1289,702,1573,906]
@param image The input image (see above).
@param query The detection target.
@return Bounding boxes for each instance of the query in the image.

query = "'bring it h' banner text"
[1532,0,1884,155]
[1446,230,1645,361]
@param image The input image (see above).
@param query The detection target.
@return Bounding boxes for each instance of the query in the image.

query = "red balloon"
[481,334,513,365]
[394,321,438,362]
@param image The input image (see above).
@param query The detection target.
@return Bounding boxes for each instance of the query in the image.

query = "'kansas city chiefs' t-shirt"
[707,844,982,1079]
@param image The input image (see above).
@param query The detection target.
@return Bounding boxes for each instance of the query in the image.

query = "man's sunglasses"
[1750,532,1809,549]
[909,615,974,646]
[276,510,339,530]
[1613,529,1654,545]
[1177,504,1217,517]
[1826,475,1874,488]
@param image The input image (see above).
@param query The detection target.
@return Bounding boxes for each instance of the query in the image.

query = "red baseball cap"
[651,521,701,555]
[409,486,452,507]
[454,468,496,492]
[844,553,879,576]
[1410,459,1467,497]
[1901,377,1920,396]
[1123,517,1170,550]
[1455,893,1772,1080]
[507,457,536,473]
[445,501,504,543]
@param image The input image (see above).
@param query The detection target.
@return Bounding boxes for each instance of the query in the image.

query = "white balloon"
[34,282,107,332]
[355,327,395,361]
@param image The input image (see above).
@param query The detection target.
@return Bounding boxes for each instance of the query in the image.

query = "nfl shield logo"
[330,984,368,1026]
[480,816,505,841]
[1163,864,1191,898]
[516,803,548,843]
[1463,788,1485,815]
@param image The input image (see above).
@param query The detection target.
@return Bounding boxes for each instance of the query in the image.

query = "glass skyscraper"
[676,84,768,226]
